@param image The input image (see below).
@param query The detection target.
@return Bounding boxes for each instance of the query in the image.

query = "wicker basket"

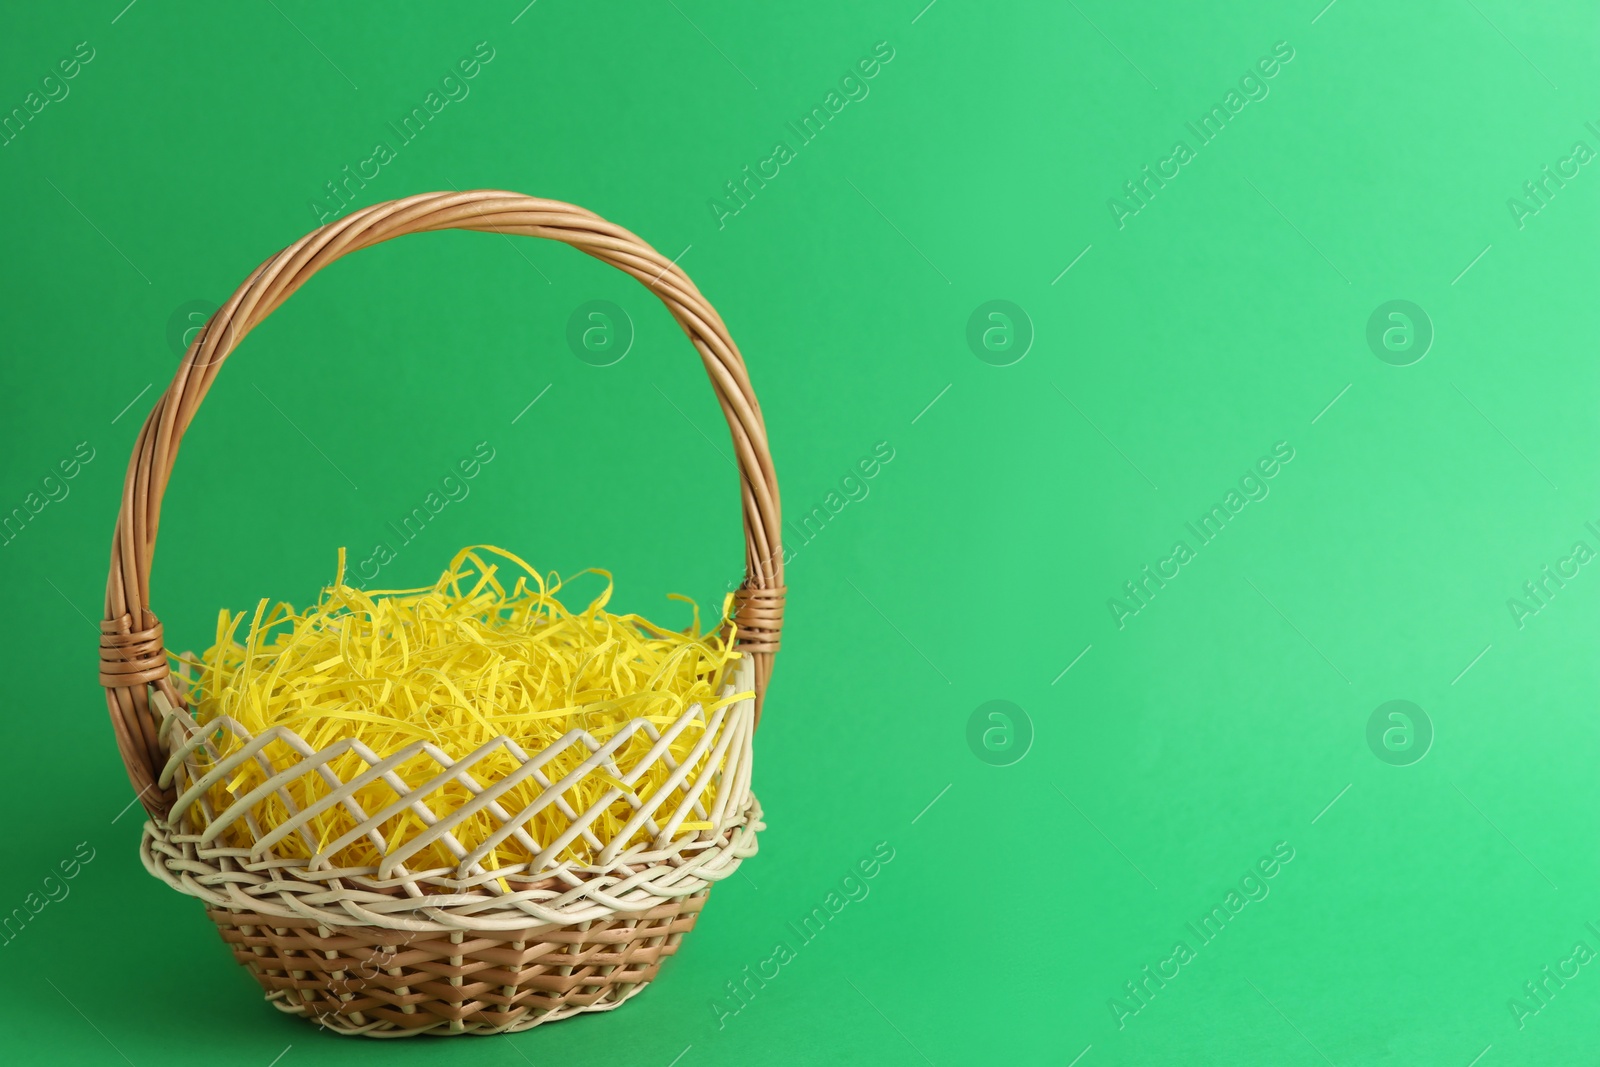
[97,190,784,1036]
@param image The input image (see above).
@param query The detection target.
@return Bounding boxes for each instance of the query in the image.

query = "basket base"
[207,895,706,1036]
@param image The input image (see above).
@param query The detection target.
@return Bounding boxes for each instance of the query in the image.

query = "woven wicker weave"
[98,190,784,1035]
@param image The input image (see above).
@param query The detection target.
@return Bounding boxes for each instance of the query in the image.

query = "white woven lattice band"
[142,659,761,932]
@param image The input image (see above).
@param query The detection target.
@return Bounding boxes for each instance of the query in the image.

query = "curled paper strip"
[178,546,751,879]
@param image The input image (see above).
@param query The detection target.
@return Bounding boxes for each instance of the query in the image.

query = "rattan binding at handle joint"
[99,190,784,821]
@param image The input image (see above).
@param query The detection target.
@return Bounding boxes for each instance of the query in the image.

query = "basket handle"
[99,190,785,820]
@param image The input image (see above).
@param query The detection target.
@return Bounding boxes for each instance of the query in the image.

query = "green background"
[2,0,1598,1063]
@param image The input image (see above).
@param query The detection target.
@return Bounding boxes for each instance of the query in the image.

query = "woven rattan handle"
[100,190,784,819]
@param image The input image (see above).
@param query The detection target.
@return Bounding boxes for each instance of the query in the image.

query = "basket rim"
[141,794,761,932]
